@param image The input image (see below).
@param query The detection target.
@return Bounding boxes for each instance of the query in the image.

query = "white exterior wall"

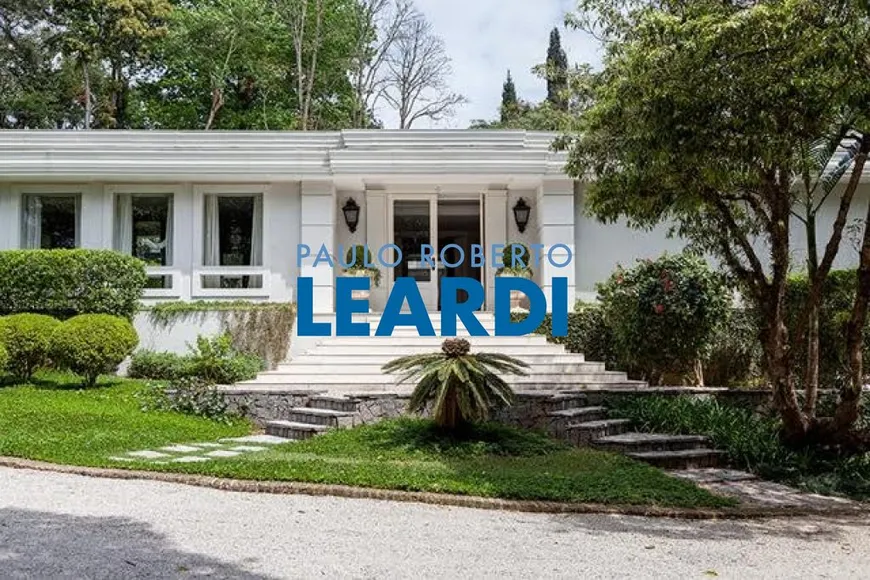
[573,182,870,302]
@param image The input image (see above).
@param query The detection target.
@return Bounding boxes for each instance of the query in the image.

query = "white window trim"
[192,184,270,299]
[16,186,83,249]
[106,184,183,299]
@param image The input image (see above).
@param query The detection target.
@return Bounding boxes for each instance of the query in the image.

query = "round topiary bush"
[597,253,730,385]
[0,313,61,380]
[50,314,139,387]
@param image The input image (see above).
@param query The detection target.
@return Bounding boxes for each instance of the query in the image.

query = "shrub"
[597,254,730,384]
[186,333,265,384]
[344,245,381,287]
[516,302,620,368]
[0,342,8,374]
[137,377,237,423]
[51,314,139,387]
[702,308,765,387]
[496,243,533,277]
[128,351,192,381]
[0,249,147,320]
[0,314,61,380]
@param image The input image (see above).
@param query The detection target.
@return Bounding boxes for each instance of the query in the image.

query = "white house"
[0,129,867,323]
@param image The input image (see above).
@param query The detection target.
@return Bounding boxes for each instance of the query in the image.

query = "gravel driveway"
[0,467,867,579]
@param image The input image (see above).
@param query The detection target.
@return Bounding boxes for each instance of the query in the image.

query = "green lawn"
[0,375,732,509]
[0,373,250,464]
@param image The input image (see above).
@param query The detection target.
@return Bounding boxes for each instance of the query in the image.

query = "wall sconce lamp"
[513,198,531,233]
[342,198,360,233]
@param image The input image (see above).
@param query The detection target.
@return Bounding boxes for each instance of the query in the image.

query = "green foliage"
[344,245,382,287]
[702,308,764,387]
[0,314,61,380]
[128,351,192,381]
[185,333,265,385]
[597,254,730,384]
[0,342,8,373]
[496,243,534,278]
[785,270,870,388]
[383,338,528,429]
[146,301,295,369]
[50,314,139,387]
[517,302,619,368]
[137,377,237,423]
[0,250,147,320]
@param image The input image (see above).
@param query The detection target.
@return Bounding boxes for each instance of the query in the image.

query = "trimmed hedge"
[0,249,147,320]
[128,351,193,381]
[0,342,8,373]
[51,314,139,387]
[0,314,61,380]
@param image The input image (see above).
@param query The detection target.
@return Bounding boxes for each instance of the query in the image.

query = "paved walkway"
[2,467,869,579]
[109,435,289,464]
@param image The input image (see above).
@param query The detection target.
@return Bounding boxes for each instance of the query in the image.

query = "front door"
[391,197,439,310]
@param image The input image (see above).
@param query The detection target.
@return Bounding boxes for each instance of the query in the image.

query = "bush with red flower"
[597,253,730,385]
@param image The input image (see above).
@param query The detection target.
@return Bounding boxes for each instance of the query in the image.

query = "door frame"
[385,192,485,312]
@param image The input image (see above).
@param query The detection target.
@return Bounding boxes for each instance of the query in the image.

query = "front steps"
[237,313,644,394]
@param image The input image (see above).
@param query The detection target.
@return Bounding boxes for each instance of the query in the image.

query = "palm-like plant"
[382,338,529,430]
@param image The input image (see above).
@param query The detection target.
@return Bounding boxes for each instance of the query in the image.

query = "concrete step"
[305,345,567,356]
[265,421,330,440]
[313,336,550,347]
[565,419,632,446]
[244,372,631,385]
[591,433,710,454]
[534,393,590,412]
[275,361,604,374]
[308,395,360,413]
[626,449,725,470]
[283,353,587,365]
[546,406,609,437]
[285,407,356,427]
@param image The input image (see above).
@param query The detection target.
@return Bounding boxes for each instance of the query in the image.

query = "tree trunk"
[803,215,820,415]
[82,59,92,130]
[205,88,224,130]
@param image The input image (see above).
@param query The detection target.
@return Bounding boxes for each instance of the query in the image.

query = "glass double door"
[391,196,484,311]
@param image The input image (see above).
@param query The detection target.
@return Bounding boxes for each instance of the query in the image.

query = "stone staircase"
[263,390,723,470]
[237,313,645,394]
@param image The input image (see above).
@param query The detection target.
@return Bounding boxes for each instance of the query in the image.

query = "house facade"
[1,129,868,322]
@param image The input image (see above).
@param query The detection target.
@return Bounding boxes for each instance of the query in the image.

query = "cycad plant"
[382,338,529,430]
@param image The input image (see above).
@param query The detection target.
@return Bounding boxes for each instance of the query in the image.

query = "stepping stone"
[220,435,288,445]
[127,450,170,460]
[171,456,211,463]
[189,442,224,448]
[108,456,135,462]
[204,449,241,458]
[160,445,203,453]
[229,445,268,452]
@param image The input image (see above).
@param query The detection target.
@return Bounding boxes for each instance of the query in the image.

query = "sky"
[378,0,603,129]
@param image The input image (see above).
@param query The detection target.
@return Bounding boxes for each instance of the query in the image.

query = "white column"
[174,183,194,301]
[537,179,577,312]
[300,180,336,314]
[79,184,105,249]
[0,184,13,249]
[266,182,300,303]
[484,189,508,312]
[365,189,387,312]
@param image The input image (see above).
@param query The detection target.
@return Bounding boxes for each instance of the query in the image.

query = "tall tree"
[546,27,568,110]
[346,0,412,128]
[382,9,466,129]
[500,69,517,123]
[563,0,870,446]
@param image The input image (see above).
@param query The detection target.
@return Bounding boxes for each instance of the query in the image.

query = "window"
[202,194,263,289]
[115,193,175,290]
[21,194,80,249]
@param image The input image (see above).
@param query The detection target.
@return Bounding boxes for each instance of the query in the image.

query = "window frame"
[19,190,82,250]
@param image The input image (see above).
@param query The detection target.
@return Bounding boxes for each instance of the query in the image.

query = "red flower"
[654,304,665,314]
[663,279,675,292]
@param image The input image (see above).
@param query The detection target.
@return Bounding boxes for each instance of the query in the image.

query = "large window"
[21,194,80,249]
[202,194,263,289]
[115,193,174,290]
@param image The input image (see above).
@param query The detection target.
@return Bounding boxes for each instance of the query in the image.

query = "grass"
[0,372,250,464]
[152,419,733,508]
[0,374,733,508]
